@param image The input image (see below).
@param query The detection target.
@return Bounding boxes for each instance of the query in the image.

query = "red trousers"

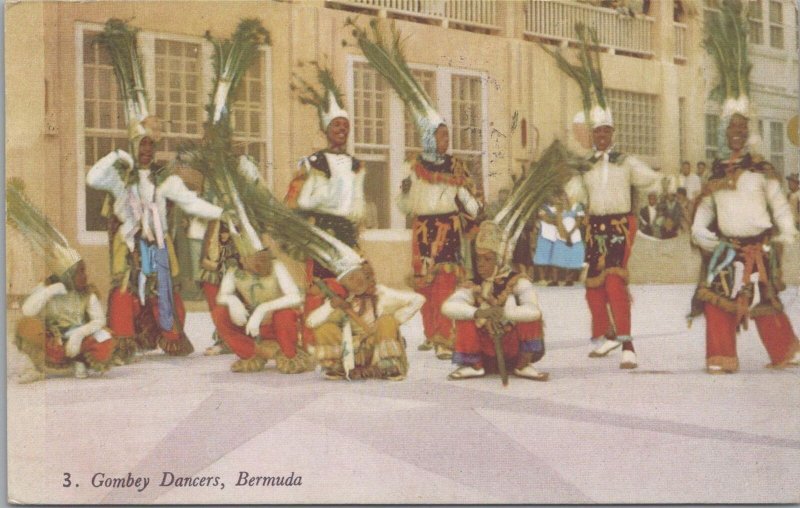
[46,333,115,367]
[107,288,186,342]
[211,306,299,360]
[454,319,543,361]
[704,303,798,365]
[202,282,219,312]
[585,274,631,338]
[417,271,458,346]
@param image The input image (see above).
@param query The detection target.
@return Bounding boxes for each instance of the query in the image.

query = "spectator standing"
[639,191,661,237]
[551,190,586,286]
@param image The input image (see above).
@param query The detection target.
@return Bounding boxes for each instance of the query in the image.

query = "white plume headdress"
[541,23,612,130]
[348,18,445,160]
[96,19,161,147]
[292,61,349,132]
[703,1,758,155]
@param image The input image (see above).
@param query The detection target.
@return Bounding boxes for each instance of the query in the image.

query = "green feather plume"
[291,61,346,131]
[540,23,606,123]
[205,18,270,125]
[493,140,587,266]
[95,18,148,128]
[7,178,72,255]
[234,172,362,275]
[702,0,751,104]
[347,17,443,154]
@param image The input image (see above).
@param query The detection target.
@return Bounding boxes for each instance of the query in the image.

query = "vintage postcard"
[6,0,799,504]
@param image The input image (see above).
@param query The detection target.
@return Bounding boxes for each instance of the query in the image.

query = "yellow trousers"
[313,315,407,378]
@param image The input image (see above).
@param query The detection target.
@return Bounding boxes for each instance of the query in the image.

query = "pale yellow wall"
[5,2,47,299]
[9,0,756,297]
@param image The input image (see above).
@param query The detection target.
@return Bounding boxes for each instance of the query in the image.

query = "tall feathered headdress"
[95,19,161,146]
[292,61,349,132]
[7,178,82,279]
[184,19,270,257]
[348,18,445,160]
[703,0,757,153]
[206,19,270,125]
[234,169,365,279]
[478,140,584,269]
[540,23,612,129]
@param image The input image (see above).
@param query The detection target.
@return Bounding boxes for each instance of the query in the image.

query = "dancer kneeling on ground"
[9,179,117,382]
[17,260,117,383]
[213,248,313,374]
[443,222,548,381]
[307,262,424,381]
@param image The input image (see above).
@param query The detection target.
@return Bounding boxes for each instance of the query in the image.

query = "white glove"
[245,308,267,338]
[64,330,85,358]
[116,149,135,170]
[227,297,249,327]
[46,283,68,297]
[692,227,720,252]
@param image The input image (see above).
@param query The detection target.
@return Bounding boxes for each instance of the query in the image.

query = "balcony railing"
[445,0,497,30]
[326,0,499,32]
[674,22,687,62]
[524,0,654,58]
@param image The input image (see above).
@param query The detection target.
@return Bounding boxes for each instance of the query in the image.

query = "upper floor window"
[605,89,660,158]
[749,0,765,44]
[768,0,784,49]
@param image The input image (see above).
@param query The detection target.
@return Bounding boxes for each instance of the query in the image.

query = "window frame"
[604,88,660,160]
[345,54,489,240]
[766,119,786,175]
[74,22,273,245]
[767,0,784,49]
[748,0,765,45]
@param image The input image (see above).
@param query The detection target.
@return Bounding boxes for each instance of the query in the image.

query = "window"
[605,89,659,157]
[748,0,764,44]
[353,62,391,230]
[81,30,129,233]
[348,56,488,232]
[705,114,719,161]
[450,74,484,190]
[768,0,783,49]
[768,121,785,174]
[154,39,203,154]
[76,25,271,243]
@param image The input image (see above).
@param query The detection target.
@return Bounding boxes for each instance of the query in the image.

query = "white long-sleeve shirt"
[566,152,660,216]
[692,170,798,250]
[441,277,542,323]
[87,150,223,250]
[396,159,481,217]
[296,152,365,221]
[306,284,425,329]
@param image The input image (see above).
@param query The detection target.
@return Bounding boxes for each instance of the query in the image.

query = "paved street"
[7,284,800,504]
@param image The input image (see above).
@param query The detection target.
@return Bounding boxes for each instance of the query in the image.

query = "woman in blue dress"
[551,191,586,286]
[532,198,558,285]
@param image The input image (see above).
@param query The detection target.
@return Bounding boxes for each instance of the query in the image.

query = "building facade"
[6,0,798,300]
